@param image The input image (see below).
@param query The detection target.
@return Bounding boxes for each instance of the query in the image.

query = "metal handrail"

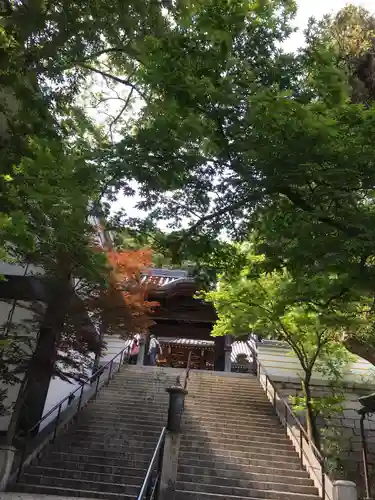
[250,345,330,500]
[137,426,166,500]
[137,352,192,499]
[15,344,130,482]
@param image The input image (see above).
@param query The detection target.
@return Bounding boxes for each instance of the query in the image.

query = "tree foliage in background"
[201,249,352,448]
[305,4,375,105]
[0,0,175,412]
[109,1,375,367]
[110,226,244,289]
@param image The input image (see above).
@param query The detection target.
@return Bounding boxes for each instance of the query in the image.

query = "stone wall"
[275,379,375,497]
[256,341,375,496]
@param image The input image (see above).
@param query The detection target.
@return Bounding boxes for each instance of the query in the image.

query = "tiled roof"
[159,337,214,347]
[141,268,194,289]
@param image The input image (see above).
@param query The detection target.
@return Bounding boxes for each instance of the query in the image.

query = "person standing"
[129,333,140,365]
[148,334,162,366]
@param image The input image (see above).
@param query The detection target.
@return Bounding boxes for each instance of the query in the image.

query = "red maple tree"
[98,248,159,337]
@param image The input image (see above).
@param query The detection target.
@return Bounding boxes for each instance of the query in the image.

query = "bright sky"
[284,0,375,52]
[110,0,375,224]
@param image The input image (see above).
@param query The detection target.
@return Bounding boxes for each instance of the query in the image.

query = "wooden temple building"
[136,269,252,372]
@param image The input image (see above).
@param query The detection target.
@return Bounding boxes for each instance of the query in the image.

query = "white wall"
[0,300,42,431]
[0,262,44,277]
[257,340,375,388]
[257,341,375,493]
[39,334,128,428]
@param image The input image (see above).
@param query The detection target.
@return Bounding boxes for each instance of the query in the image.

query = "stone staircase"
[9,366,321,500]
[9,366,182,499]
[176,371,320,500]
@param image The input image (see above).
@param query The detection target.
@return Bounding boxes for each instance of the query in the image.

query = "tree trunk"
[14,275,72,441]
[302,378,321,451]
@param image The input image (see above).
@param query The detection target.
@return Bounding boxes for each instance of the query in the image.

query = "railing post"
[300,427,303,468]
[95,370,101,394]
[119,350,124,370]
[77,383,84,413]
[157,379,188,500]
[321,461,326,500]
[52,403,62,443]
[332,480,357,500]
[284,404,288,435]
[107,360,113,384]
[273,386,276,408]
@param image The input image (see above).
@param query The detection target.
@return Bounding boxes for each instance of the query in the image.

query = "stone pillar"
[137,334,146,366]
[224,335,232,372]
[0,445,16,491]
[158,380,187,500]
[333,480,357,500]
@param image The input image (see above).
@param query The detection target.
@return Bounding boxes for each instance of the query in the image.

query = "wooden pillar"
[214,336,225,372]
[200,348,205,370]
[224,335,232,372]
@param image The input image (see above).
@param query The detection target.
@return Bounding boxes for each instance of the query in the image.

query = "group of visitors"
[129,333,162,366]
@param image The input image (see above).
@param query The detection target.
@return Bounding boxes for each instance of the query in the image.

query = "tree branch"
[185,196,253,236]
[108,88,134,142]
[280,185,370,241]
[78,64,147,102]
[77,46,143,65]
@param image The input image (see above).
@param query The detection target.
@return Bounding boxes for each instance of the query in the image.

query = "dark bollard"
[158,377,187,500]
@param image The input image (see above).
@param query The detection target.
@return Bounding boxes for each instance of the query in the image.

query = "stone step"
[13,483,132,499]
[187,380,260,387]
[176,481,319,499]
[187,388,264,396]
[88,403,169,416]
[182,419,284,433]
[181,428,288,442]
[95,394,169,405]
[63,435,158,449]
[175,491,312,500]
[69,427,162,440]
[186,398,273,409]
[180,437,293,453]
[22,466,145,486]
[186,396,271,405]
[63,444,155,459]
[99,388,171,399]
[177,472,317,495]
[49,451,150,469]
[183,406,276,418]
[179,454,301,471]
[20,473,139,496]
[185,397,270,406]
[78,411,167,425]
[182,414,280,426]
[179,445,297,461]
[74,421,164,434]
[31,461,147,477]
[178,464,310,482]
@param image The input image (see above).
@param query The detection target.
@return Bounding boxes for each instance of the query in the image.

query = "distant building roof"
[141,268,194,291]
